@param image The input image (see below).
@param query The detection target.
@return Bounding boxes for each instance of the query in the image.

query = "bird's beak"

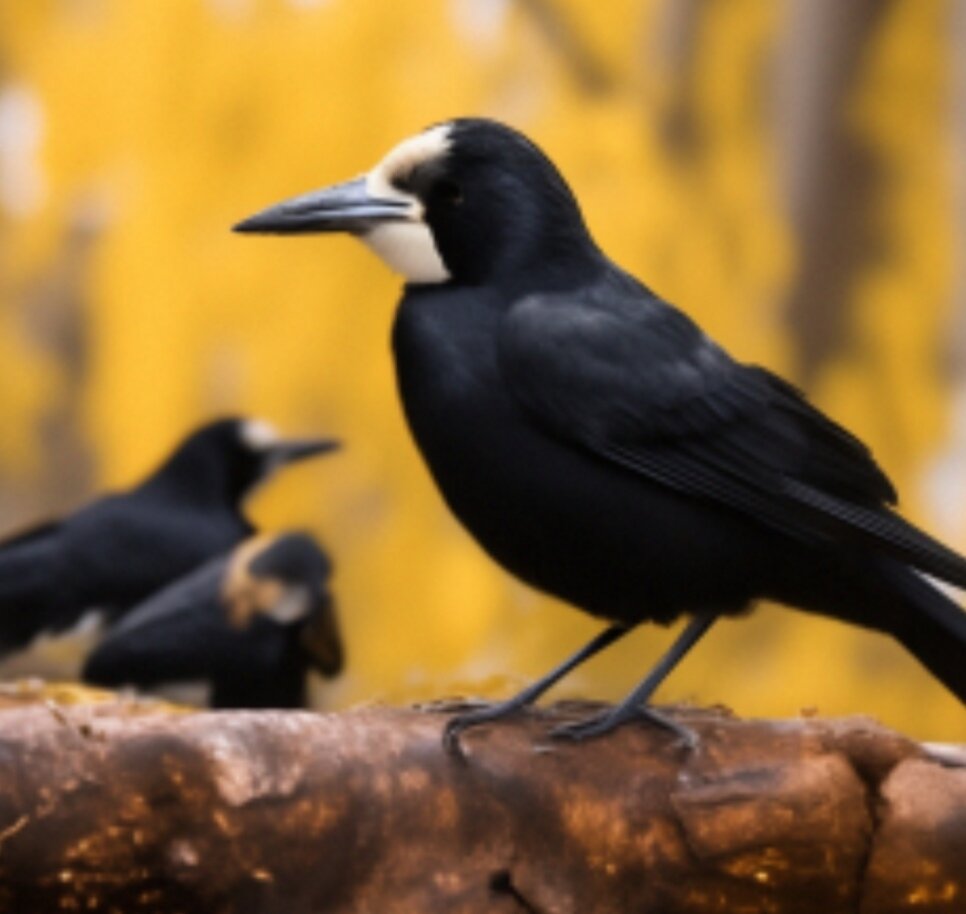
[233,177,411,235]
[300,595,344,677]
[271,437,340,466]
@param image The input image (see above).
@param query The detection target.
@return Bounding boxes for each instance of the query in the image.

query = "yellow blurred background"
[0,0,964,738]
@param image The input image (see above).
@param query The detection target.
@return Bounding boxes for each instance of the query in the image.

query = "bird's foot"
[549,704,699,750]
[442,699,530,758]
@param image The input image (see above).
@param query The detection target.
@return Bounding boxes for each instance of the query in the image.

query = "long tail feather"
[876,562,966,703]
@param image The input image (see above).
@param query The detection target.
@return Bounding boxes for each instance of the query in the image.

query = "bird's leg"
[443,623,629,756]
[551,614,716,746]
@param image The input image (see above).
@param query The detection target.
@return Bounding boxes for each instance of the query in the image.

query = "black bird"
[83,532,343,709]
[0,418,336,655]
[236,118,966,748]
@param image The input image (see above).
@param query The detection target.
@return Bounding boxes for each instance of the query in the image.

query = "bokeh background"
[1,0,965,738]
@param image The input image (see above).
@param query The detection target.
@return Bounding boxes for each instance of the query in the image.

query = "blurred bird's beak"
[300,596,344,677]
[271,438,340,466]
[233,177,411,235]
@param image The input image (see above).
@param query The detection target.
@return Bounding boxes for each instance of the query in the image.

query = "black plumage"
[236,118,966,747]
[83,532,342,709]
[0,418,336,655]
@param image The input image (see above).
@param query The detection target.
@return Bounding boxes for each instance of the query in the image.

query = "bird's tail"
[876,561,966,704]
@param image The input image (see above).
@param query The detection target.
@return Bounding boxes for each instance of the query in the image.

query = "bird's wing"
[107,555,229,636]
[0,522,73,650]
[498,277,966,585]
[83,556,230,686]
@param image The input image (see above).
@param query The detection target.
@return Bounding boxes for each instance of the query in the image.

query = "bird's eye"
[436,179,464,206]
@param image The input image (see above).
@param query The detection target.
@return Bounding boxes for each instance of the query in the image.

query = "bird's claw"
[548,705,645,742]
[442,715,472,759]
[442,701,528,758]
[549,712,617,743]
[550,705,699,750]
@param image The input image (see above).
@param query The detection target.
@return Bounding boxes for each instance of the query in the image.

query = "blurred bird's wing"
[499,275,966,586]
[108,555,229,635]
[82,556,230,686]
[0,521,73,650]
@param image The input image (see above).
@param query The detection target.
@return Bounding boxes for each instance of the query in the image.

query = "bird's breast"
[392,286,542,522]
[389,287,786,624]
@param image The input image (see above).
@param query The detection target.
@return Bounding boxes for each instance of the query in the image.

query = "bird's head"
[157,418,339,503]
[234,118,600,290]
[223,532,343,676]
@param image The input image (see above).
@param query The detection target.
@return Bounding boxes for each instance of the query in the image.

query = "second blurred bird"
[0,416,344,710]
[0,417,336,655]
[83,532,343,709]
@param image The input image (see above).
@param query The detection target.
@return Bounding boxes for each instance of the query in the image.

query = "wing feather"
[499,274,966,586]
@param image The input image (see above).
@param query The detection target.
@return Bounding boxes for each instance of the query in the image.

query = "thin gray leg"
[443,623,629,756]
[551,614,716,745]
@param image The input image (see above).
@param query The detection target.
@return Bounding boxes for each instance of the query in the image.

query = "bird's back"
[61,490,249,611]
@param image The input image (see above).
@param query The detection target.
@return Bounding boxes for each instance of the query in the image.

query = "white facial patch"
[362,124,453,284]
[363,222,450,284]
[240,419,279,452]
[263,585,312,624]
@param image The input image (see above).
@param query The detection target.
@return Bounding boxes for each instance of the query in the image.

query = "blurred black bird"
[236,118,966,749]
[0,418,336,655]
[83,532,343,709]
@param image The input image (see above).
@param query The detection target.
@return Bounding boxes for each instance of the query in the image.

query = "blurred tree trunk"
[773,0,892,386]
[516,0,614,94]
[0,692,963,913]
[20,204,102,514]
[921,2,966,542]
[647,0,704,157]
[647,0,892,386]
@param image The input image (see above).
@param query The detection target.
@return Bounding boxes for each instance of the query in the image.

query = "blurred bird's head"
[156,418,339,504]
[234,118,600,290]
[224,532,343,676]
